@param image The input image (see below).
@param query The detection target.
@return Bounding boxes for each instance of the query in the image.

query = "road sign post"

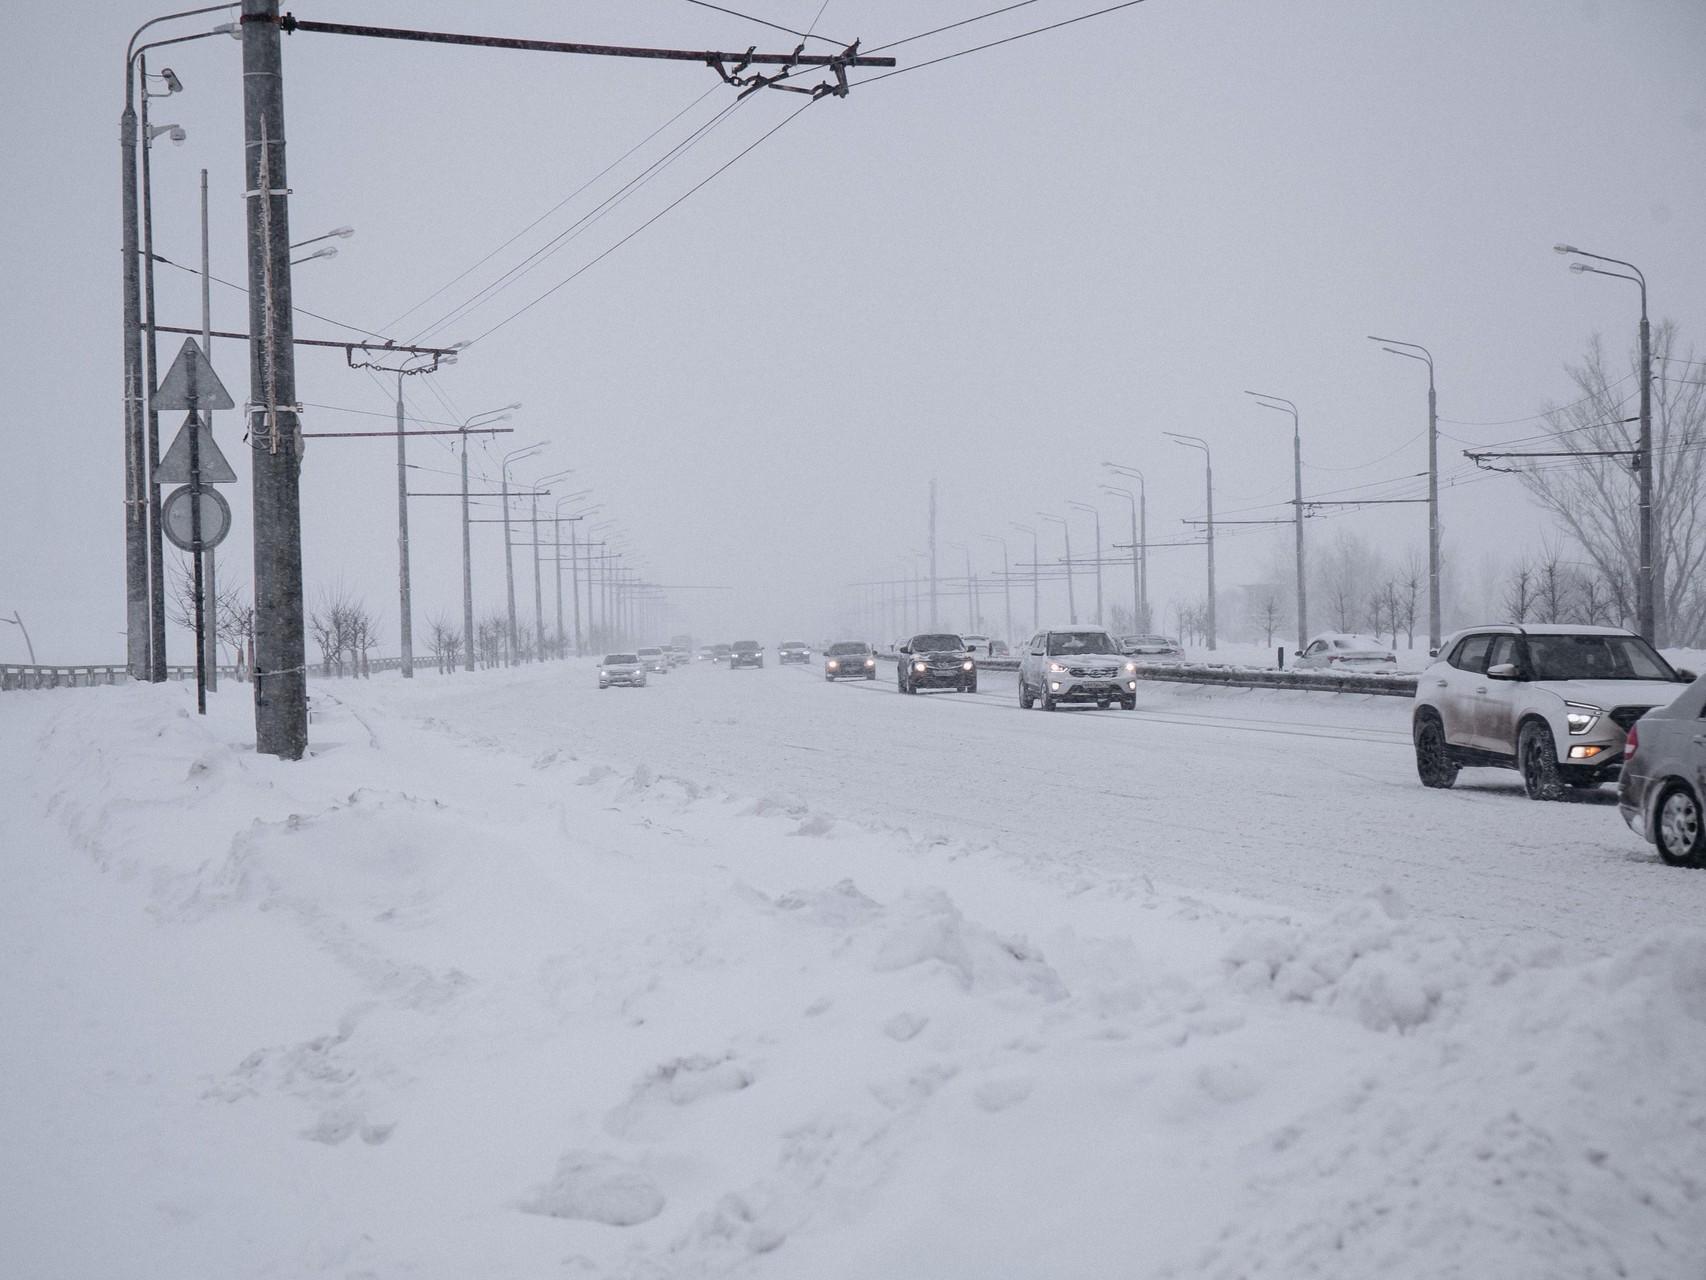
[152,336,234,714]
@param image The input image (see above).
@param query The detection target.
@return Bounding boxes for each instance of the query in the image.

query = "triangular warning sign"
[155,413,238,485]
[153,337,234,412]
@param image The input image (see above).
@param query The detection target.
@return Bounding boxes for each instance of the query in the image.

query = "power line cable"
[466,96,822,348]
[853,0,1152,87]
[867,0,1047,54]
[680,0,846,45]
[381,84,723,335]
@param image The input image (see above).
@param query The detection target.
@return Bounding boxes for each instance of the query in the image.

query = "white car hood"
[1535,678,1678,709]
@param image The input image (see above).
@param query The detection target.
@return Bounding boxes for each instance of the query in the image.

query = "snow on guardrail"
[876,652,1417,697]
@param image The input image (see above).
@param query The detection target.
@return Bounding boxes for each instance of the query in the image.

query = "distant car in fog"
[824,641,877,681]
[778,641,811,665]
[637,646,670,675]
[989,639,1010,657]
[664,645,688,667]
[963,633,992,655]
[1296,633,1396,669]
[897,632,976,694]
[598,654,646,689]
[729,640,764,669]
[1120,635,1185,662]
[712,643,732,663]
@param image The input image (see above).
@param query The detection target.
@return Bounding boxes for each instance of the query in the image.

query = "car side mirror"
[1428,647,1438,658]
[1294,650,1304,658]
[1487,662,1520,680]
[1676,668,1697,683]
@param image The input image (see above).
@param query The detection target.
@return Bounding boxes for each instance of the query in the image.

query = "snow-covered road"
[394,658,1699,956]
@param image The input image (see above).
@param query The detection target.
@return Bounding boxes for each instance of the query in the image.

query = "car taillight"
[1624,723,1639,759]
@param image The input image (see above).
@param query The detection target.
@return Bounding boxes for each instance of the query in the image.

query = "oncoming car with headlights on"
[896,633,976,694]
[824,640,877,681]
[1019,626,1139,710]
[598,654,646,689]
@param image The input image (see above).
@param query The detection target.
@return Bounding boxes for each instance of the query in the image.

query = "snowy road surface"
[409,659,1696,955]
[3,664,1704,1280]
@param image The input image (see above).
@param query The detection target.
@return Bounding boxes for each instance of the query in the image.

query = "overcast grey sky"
[2,0,1703,659]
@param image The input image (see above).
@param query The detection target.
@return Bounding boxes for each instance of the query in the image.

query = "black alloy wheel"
[1518,721,1565,801]
[1413,715,1459,789]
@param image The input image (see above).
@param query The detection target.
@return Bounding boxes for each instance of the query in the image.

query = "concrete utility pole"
[200,167,219,692]
[1368,338,1441,649]
[499,442,544,663]
[1167,433,1216,651]
[242,0,308,758]
[1554,246,1656,643]
[139,50,172,681]
[981,534,1012,647]
[1038,512,1075,624]
[1246,392,1305,650]
[395,372,414,676]
[1069,500,1103,626]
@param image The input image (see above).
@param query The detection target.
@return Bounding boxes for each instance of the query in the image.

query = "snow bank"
[2,681,1702,1280]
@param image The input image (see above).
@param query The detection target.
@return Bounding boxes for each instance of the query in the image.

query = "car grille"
[1068,666,1118,678]
[1608,706,1652,731]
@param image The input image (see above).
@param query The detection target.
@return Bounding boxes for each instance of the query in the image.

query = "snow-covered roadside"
[2,682,1703,1279]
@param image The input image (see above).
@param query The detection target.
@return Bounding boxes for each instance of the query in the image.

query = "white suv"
[1412,624,1689,799]
[1018,626,1139,711]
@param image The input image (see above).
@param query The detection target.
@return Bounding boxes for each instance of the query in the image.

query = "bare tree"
[308,587,378,677]
[1398,551,1423,650]
[477,611,506,669]
[1259,596,1279,647]
[426,615,461,674]
[1502,561,1536,623]
[1515,322,1706,644]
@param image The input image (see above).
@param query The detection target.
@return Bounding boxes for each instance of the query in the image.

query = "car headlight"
[1564,702,1601,736]
[599,669,608,676]
[865,658,875,667]
[827,660,839,668]
[962,660,974,671]
[914,662,928,673]
[1048,661,1067,673]
[1124,662,1137,673]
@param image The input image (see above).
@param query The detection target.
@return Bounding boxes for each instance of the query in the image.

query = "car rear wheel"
[1019,680,1034,709]
[1121,696,1136,711]
[1518,721,1564,801]
[1654,783,1705,868]
[1413,715,1458,789]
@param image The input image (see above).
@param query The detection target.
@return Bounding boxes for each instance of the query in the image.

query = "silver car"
[1618,671,1706,867]
[598,653,647,689]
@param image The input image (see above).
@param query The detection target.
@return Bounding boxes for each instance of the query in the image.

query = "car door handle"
[1434,679,1448,687]
[1693,734,1706,746]
[1475,686,1487,694]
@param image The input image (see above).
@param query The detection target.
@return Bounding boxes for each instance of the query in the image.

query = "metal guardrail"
[876,652,1417,697]
[0,662,244,691]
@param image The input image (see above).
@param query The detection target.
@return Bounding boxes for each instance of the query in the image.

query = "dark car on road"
[1619,670,1706,867]
[729,640,764,669]
[824,641,877,681]
[778,641,811,665]
[897,632,976,694]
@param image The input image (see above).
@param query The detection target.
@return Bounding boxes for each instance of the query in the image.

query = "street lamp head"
[1554,243,1579,255]
[148,123,187,145]
[160,67,182,93]
[329,226,355,239]
[1569,262,1592,273]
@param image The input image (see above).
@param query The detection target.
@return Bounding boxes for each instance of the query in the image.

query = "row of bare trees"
[307,588,380,678]
[166,555,255,675]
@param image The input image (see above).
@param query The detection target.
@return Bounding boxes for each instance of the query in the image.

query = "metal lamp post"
[1038,513,1075,624]
[530,468,574,659]
[1245,391,1305,652]
[498,441,547,664]
[1555,244,1656,642]
[1010,523,1039,636]
[948,541,977,633]
[121,6,233,680]
[1104,463,1149,630]
[1166,433,1216,650]
[1100,480,1143,634]
[1367,337,1441,649]
[980,534,1012,648]
[1068,500,1103,626]
[457,405,518,670]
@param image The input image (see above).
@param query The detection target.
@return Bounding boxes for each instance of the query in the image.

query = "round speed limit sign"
[161,484,232,551]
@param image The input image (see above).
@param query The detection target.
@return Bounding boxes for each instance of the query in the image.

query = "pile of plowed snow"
[2,683,1701,1279]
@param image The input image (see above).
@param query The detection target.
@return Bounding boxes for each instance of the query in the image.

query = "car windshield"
[911,634,963,652]
[1124,635,1172,647]
[604,654,637,665]
[638,649,660,656]
[827,642,869,656]
[781,642,807,649]
[1048,631,1119,656]
[1524,634,1675,682]
[733,641,759,651]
